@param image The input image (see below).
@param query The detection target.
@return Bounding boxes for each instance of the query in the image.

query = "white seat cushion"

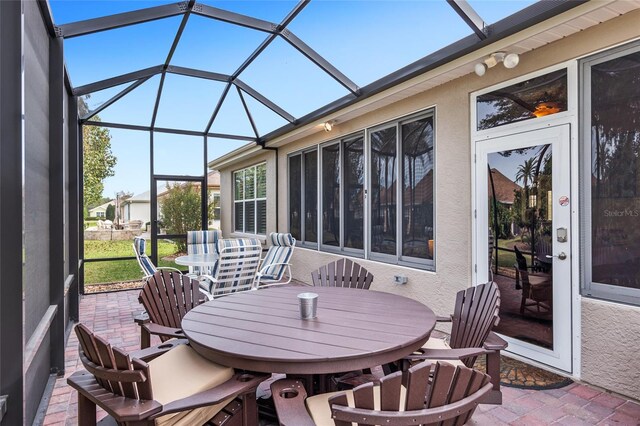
[420,337,465,367]
[148,344,235,426]
[306,385,406,426]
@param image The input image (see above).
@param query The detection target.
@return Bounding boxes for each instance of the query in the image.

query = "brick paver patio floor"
[42,290,640,425]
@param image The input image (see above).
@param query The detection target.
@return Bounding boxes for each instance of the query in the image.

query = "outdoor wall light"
[323,121,334,132]
[474,52,520,76]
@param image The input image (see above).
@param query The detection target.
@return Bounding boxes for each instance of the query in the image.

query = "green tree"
[514,157,536,189]
[489,198,512,240]
[159,183,201,252]
[105,204,115,221]
[79,97,117,209]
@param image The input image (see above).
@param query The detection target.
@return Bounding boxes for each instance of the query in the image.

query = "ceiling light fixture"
[323,121,334,132]
[474,51,520,76]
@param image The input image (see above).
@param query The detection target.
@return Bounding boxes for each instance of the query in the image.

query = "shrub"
[159,183,201,252]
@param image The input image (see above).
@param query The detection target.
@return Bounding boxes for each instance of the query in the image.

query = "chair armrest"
[196,274,216,283]
[141,323,186,340]
[257,262,291,276]
[156,266,183,274]
[133,311,150,325]
[405,347,489,361]
[483,332,508,351]
[129,339,189,362]
[155,372,269,418]
[196,275,216,301]
[67,371,162,422]
[436,315,453,322]
[270,379,316,426]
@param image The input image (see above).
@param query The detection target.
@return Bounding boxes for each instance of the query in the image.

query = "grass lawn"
[84,240,184,285]
[496,237,518,268]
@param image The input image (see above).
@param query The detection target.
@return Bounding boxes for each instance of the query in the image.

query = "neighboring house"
[88,200,114,218]
[210,4,640,401]
[490,168,520,206]
[489,168,522,236]
[120,191,150,225]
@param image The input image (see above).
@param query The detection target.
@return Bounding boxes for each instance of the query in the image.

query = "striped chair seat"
[187,230,222,277]
[199,238,263,300]
[256,233,296,288]
[133,236,182,279]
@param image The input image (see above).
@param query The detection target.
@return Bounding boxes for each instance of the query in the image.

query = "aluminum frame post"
[447,0,488,40]
[68,95,80,321]
[0,1,24,423]
[49,34,66,375]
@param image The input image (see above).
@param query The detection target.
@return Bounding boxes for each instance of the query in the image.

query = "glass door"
[475,124,572,372]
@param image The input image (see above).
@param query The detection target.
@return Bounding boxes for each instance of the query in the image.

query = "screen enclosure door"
[151,176,206,268]
[475,124,572,372]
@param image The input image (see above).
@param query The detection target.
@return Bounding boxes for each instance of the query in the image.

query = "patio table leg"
[287,374,315,396]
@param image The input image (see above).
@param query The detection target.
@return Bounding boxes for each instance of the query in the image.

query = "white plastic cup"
[298,292,318,319]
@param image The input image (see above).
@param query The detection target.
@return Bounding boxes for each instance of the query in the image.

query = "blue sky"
[51,0,534,198]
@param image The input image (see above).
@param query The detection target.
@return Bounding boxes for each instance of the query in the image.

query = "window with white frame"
[234,163,267,235]
[581,41,640,305]
[287,110,435,269]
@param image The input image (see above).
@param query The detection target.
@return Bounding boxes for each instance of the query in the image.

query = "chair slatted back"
[139,271,201,334]
[133,237,157,278]
[311,258,374,290]
[259,232,295,281]
[208,238,262,297]
[187,230,222,276]
[75,323,153,401]
[449,281,501,367]
[329,362,491,426]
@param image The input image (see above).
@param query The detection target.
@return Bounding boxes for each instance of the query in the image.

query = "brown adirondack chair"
[67,323,267,426]
[311,258,374,289]
[134,270,204,349]
[514,264,552,314]
[403,281,507,404]
[271,361,492,426]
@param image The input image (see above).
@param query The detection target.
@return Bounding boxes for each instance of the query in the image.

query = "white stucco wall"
[581,298,640,400]
[126,202,150,224]
[215,10,640,398]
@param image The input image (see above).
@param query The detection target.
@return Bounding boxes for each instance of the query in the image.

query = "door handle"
[546,252,567,260]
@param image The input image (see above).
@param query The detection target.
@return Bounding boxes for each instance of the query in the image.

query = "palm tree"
[514,157,537,245]
[515,157,536,189]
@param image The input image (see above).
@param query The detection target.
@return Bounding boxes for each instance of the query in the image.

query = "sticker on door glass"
[559,196,569,206]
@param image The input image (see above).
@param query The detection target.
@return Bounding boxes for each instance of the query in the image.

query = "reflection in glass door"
[476,125,572,372]
[488,145,553,349]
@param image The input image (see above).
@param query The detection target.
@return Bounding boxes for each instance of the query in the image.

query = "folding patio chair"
[198,238,263,300]
[255,232,296,288]
[133,236,182,280]
[186,229,222,278]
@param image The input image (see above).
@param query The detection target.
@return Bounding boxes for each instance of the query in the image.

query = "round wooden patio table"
[181,286,436,375]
